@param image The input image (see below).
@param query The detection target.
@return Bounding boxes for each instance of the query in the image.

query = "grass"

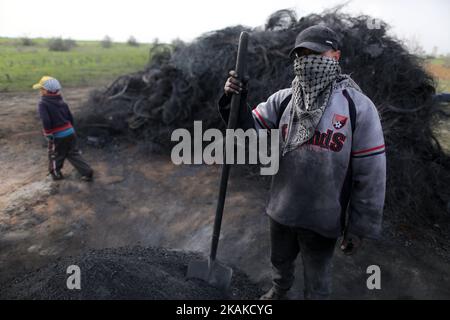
[1,36,449,94]
[427,57,450,153]
[425,57,450,93]
[0,37,153,92]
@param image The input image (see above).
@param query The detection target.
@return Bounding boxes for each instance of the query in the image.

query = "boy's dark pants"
[48,134,93,178]
[269,217,337,299]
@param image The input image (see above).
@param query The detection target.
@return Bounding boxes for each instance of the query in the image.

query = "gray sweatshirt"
[219,79,386,239]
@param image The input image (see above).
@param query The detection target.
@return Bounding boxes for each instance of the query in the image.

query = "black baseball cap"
[289,25,339,57]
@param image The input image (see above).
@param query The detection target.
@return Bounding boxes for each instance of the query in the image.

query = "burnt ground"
[0,87,450,299]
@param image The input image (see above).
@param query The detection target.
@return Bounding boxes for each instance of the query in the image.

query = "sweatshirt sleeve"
[67,106,74,126]
[38,102,52,134]
[347,89,386,239]
[218,88,291,130]
[217,91,255,130]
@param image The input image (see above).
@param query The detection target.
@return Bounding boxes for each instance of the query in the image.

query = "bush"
[101,35,113,48]
[127,36,139,47]
[48,37,77,51]
[20,37,34,46]
[65,38,77,48]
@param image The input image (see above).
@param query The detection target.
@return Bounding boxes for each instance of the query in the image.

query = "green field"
[425,57,450,93]
[1,37,449,94]
[0,38,153,92]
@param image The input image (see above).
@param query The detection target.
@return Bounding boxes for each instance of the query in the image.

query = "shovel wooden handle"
[210,31,249,261]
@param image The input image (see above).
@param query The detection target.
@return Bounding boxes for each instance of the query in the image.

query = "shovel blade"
[187,258,233,291]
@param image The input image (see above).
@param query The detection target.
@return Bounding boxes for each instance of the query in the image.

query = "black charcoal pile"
[77,8,450,227]
[0,246,262,299]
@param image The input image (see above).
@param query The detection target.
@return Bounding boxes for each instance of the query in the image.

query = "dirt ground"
[1,87,450,299]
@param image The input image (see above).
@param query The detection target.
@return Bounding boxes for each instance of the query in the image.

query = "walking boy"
[33,76,93,181]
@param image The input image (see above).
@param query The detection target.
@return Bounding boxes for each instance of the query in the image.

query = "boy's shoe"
[50,172,64,181]
[80,175,93,182]
[259,286,289,300]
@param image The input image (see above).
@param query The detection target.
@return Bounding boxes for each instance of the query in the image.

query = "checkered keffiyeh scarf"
[282,55,357,156]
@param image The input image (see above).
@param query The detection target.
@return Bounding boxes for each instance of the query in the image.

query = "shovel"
[187,31,249,291]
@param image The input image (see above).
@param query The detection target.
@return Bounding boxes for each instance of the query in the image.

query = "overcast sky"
[0,0,449,54]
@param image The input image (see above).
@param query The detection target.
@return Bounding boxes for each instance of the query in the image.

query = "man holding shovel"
[219,25,386,299]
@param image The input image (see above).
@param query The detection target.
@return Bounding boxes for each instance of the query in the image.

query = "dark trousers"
[269,217,337,300]
[48,134,93,178]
